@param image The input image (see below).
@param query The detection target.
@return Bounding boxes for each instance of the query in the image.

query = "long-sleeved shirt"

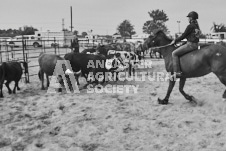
[175,22,200,43]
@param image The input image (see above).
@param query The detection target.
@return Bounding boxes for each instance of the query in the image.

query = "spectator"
[71,37,79,53]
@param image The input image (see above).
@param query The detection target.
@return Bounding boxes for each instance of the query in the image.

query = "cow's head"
[19,61,29,74]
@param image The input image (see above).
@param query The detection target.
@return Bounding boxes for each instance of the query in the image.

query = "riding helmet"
[187,11,198,19]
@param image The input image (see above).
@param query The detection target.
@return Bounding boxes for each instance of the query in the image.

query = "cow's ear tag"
[105,59,114,70]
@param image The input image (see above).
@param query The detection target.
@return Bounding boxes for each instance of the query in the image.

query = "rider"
[171,11,201,77]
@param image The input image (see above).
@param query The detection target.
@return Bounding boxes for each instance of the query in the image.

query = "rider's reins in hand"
[151,43,174,50]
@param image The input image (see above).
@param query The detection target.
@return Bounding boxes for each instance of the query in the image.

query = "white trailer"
[35,31,75,47]
[210,32,226,39]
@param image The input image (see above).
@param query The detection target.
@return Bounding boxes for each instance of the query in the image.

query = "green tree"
[22,26,38,35]
[73,30,78,35]
[63,28,69,31]
[0,26,38,37]
[143,9,169,34]
[211,22,226,32]
[117,20,136,38]
[81,32,88,37]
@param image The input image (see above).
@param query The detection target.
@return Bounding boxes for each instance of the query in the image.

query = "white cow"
[107,50,140,76]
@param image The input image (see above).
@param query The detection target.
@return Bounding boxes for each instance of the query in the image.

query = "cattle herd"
[0,42,148,97]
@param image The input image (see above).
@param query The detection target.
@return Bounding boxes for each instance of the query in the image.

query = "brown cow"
[38,53,81,91]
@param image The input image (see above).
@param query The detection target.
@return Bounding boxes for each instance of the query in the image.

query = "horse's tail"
[38,70,41,80]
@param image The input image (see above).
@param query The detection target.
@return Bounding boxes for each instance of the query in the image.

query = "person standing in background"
[71,36,79,53]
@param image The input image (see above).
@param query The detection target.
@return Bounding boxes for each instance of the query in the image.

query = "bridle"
[150,43,174,50]
[147,35,174,50]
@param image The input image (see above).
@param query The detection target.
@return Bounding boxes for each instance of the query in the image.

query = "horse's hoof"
[158,98,168,105]
[189,96,198,106]
[58,88,62,92]
[190,100,197,106]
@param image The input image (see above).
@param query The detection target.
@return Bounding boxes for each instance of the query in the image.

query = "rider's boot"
[172,56,182,78]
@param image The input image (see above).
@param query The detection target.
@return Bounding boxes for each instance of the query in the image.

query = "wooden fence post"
[25,53,29,83]
[54,37,56,54]
[22,39,29,83]
[0,47,2,63]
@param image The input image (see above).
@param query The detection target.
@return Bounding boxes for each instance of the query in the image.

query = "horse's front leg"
[158,79,176,105]
[179,78,197,105]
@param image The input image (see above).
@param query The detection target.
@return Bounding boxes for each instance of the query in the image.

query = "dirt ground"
[1,58,226,151]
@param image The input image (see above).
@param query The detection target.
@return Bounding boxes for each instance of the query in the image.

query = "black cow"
[81,48,96,54]
[64,53,124,87]
[0,61,28,97]
[96,45,117,57]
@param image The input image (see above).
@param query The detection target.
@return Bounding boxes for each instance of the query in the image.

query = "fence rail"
[1,37,224,83]
[0,39,76,83]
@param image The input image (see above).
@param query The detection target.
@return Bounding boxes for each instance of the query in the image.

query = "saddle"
[176,42,211,56]
[176,42,211,74]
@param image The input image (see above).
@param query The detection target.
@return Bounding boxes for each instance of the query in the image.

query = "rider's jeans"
[172,42,198,72]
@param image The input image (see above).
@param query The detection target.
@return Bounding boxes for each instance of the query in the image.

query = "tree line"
[0,26,38,37]
[1,9,226,38]
[117,9,226,38]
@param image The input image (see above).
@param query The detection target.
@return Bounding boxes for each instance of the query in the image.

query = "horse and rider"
[171,11,201,77]
[144,11,226,105]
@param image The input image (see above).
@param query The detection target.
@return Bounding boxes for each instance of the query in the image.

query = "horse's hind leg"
[216,75,226,101]
[179,78,197,105]
[39,70,45,90]
[46,74,50,87]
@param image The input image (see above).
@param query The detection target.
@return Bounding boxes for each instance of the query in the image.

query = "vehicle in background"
[35,31,74,47]
[210,32,226,39]
[0,37,11,42]
[6,35,41,47]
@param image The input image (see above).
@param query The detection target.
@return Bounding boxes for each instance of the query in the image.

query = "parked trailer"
[6,35,42,48]
[35,31,74,47]
[210,32,226,39]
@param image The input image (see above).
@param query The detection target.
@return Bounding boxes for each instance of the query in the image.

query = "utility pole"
[177,21,181,33]
[70,6,73,32]
[62,18,65,31]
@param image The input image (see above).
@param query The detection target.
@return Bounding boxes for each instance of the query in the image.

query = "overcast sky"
[0,0,226,35]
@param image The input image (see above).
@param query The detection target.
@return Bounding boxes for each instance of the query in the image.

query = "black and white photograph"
[0,0,226,150]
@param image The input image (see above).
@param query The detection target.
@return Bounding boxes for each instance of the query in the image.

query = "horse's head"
[144,29,173,53]
[143,35,155,50]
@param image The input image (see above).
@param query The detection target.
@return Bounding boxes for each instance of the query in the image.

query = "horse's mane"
[154,30,173,42]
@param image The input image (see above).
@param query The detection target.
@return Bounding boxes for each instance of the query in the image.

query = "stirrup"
[175,72,182,78]
[171,72,183,79]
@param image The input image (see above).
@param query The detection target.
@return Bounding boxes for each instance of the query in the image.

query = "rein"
[151,43,173,49]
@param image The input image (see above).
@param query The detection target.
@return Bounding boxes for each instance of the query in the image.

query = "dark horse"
[145,30,226,105]
[143,39,163,59]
